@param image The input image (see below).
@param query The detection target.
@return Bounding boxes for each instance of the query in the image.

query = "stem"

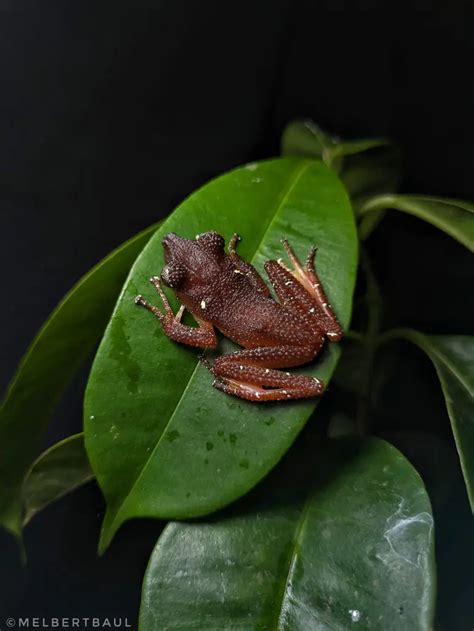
[375,327,416,348]
[346,330,364,342]
[358,211,386,241]
[356,194,397,240]
[355,249,383,434]
[357,194,397,217]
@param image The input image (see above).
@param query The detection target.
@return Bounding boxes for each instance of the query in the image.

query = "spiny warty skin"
[135,230,343,402]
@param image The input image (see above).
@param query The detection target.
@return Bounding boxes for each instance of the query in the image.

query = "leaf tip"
[97,510,121,556]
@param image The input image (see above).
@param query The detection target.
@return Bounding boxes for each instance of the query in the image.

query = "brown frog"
[135,231,343,402]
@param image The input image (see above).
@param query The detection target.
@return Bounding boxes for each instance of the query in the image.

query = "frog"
[134,231,343,402]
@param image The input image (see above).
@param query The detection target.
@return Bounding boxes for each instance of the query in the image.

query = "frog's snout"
[162,232,185,262]
[162,232,179,248]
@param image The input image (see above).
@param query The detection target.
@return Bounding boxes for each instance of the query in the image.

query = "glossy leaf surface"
[23,433,93,525]
[84,158,358,552]
[359,195,474,251]
[0,222,159,537]
[385,330,474,511]
[141,437,435,631]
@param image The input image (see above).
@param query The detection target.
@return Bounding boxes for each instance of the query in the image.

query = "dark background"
[1,0,473,628]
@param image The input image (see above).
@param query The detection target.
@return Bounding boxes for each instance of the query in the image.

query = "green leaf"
[330,138,392,159]
[84,158,358,552]
[140,437,435,631]
[280,120,337,162]
[0,222,159,538]
[381,430,462,514]
[23,433,93,526]
[358,195,474,251]
[281,120,390,172]
[381,330,474,511]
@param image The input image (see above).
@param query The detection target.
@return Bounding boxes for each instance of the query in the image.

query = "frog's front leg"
[210,345,325,401]
[135,277,217,349]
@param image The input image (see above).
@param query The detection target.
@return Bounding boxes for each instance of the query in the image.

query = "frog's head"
[160,231,225,290]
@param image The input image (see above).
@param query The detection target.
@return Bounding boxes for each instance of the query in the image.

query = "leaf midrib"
[273,491,313,630]
[110,160,312,529]
[271,500,406,630]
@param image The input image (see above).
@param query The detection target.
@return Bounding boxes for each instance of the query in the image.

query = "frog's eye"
[196,231,225,253]
[161,262,186,288]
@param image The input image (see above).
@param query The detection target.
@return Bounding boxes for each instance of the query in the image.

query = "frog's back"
[212,284,314,349]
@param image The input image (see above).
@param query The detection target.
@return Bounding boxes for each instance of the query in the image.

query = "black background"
[1,0,473,628]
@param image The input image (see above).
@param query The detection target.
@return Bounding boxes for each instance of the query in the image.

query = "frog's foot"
[134,277,217,349]
[135,277,181,323]
[209,346,325,402]
[277,239,343,341]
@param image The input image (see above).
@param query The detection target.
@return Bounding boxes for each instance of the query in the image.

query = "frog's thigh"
[213,344,319,370]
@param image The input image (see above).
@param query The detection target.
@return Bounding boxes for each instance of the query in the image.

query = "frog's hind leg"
[209,345,325,402]
[265,259,339,342]
[265,260,320,323]
[274,239,344,341]
[213,374,323,402]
